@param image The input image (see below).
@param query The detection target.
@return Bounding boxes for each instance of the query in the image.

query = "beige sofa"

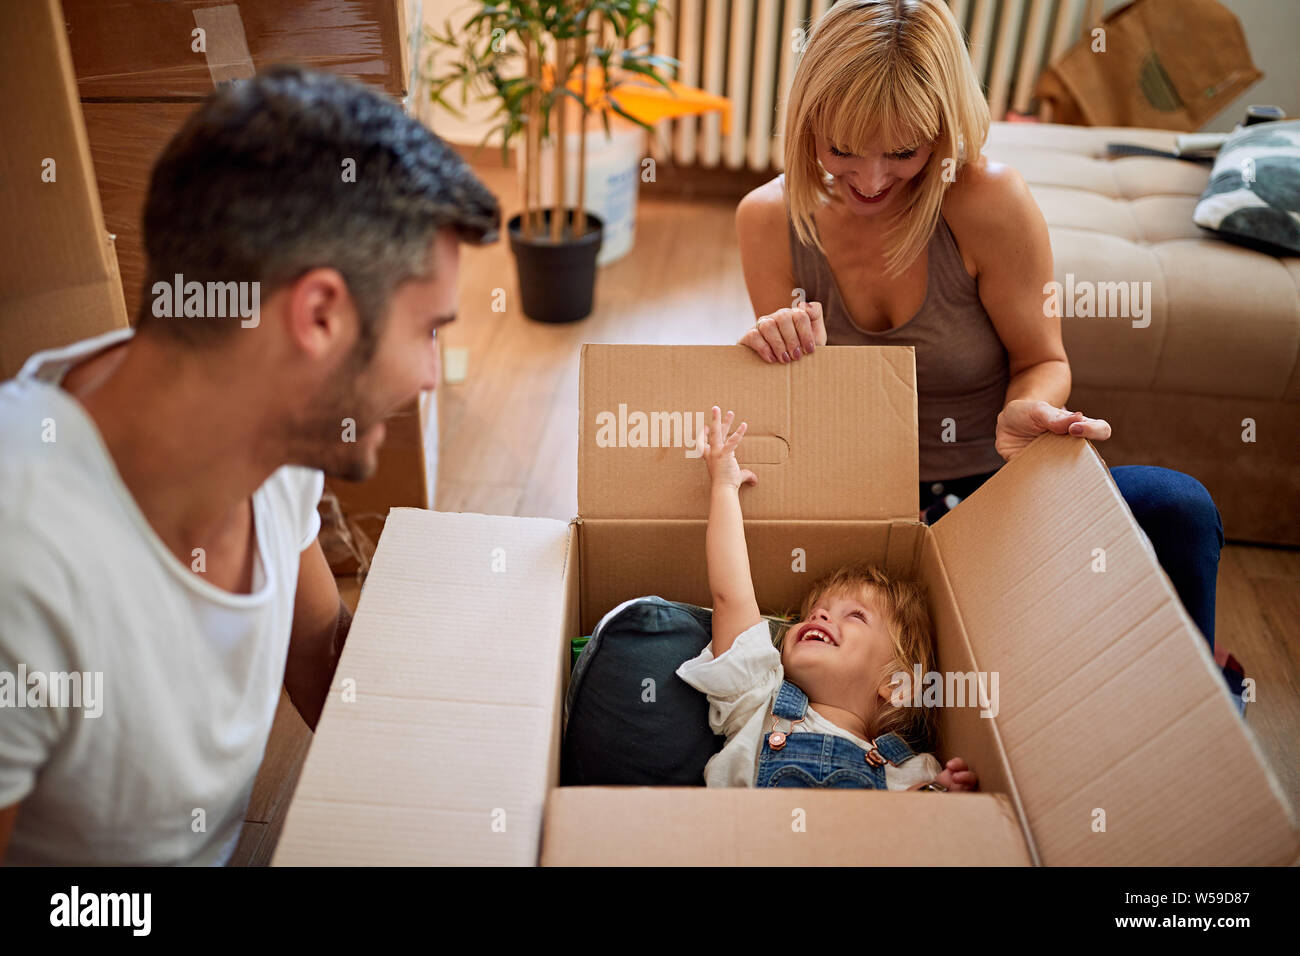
[984,122,1300,546]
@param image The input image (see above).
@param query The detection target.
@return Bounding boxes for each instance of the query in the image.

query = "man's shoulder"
[0,378,131,616]
[256,464,325,554]
[0,507,81,667]
[0,385,98,605]
[260,464,324,511]
[0,378,87,512]
[0,374,66,431]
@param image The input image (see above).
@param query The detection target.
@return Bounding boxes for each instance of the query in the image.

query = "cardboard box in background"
[273,346,1300,866]
[63,0,410,100]
[0,0,129,380]
[64,0,412,321]
[78,104,197,321]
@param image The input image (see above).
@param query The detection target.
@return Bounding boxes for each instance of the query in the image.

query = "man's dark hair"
[138,64,500,354]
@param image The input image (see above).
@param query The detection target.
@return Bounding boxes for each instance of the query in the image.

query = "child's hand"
[699,406,757,492]
[934,757,978,792]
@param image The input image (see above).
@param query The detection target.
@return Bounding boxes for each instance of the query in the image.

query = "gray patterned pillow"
[1193,120,1300,255]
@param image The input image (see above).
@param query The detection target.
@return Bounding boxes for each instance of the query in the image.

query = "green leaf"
[616,57,675,94]
[606,95,655,132]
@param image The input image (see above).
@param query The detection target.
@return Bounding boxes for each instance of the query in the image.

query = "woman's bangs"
[817,67,940,155]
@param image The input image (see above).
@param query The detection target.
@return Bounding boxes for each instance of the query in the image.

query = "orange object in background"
[542,62,732,133]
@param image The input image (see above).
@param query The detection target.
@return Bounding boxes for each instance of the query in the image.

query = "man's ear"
[283,267,358,359]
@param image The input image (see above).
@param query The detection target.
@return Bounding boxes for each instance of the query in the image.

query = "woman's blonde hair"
[782,0,990,278]
[782,562,939,750]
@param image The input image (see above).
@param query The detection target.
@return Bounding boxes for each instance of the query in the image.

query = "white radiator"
[639,0,1100,172]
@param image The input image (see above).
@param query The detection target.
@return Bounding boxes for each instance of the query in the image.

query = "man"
[0,66,499,864]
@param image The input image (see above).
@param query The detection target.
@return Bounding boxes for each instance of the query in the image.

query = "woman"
[735,0,1226,659]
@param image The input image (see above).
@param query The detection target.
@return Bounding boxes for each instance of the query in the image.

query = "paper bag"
[1035,0,1262,130]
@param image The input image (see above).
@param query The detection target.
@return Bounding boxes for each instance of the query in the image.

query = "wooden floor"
[230,160,1300,865]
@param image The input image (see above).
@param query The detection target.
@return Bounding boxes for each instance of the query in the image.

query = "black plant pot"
[507,208,604,323]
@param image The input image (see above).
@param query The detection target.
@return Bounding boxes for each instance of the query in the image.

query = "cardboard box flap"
[578,345,918,520]
[541,788,1033,866]
[932,435,1300,864]
[273,508,571,865]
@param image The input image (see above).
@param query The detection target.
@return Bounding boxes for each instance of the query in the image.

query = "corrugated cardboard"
[63,0,409,99]
[931,436,1299,864]
[541,788,1033,866]
[0,0,128,380]
[70,1,410,321]
[274,511,570,865]
[80,103,198,320]
[579,346,917,520]
[275,345,1300,865]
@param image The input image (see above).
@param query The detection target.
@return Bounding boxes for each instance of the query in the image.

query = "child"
[676,406,978,792]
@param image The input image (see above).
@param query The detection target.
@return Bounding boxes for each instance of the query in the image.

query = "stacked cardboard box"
[63,0,411,321]
[273,345,1299,865]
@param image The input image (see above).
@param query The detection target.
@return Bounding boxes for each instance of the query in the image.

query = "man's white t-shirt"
[676,621,942,789]
[0,329,325,865]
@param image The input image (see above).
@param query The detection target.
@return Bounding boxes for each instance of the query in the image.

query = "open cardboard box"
[274,345,1299,866]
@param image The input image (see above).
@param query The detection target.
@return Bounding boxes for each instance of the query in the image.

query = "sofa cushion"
[1193,120,1300,256]
[984,123,1300,405]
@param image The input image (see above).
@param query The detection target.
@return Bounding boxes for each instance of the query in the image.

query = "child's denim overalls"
[756,680,920,788]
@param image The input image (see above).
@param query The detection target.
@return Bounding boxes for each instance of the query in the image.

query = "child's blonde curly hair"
[780,561,939,751]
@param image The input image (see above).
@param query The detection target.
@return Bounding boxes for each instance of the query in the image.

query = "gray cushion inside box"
[562,596,786,786]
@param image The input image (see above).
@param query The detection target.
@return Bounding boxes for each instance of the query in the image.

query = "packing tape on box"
[192,4,256,88]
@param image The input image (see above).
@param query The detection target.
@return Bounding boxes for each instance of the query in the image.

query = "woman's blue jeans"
[921,465,1224,649]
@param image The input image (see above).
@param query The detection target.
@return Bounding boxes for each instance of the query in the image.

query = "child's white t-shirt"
[0,328,325,865]
[676,620,942,789]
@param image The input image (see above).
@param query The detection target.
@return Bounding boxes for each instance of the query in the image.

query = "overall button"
[930,482,945,495]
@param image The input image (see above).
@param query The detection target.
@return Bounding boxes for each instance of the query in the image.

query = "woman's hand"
[995,398,1112,462]
[739,301,827,364]
[699,406,758,491]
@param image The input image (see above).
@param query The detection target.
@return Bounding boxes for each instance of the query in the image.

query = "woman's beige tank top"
[781,174,1009,481]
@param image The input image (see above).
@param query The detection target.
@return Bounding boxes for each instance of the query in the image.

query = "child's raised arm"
[699,406,762,657]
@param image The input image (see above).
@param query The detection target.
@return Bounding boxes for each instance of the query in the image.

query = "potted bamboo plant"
[425,1,677,323]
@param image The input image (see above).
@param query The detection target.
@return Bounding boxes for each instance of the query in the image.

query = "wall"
[413,0,1299,146]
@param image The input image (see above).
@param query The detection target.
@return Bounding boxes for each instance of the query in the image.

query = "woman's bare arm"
[948,161,1111,458]
[735,181,826,362]
[950,162,1068,397]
